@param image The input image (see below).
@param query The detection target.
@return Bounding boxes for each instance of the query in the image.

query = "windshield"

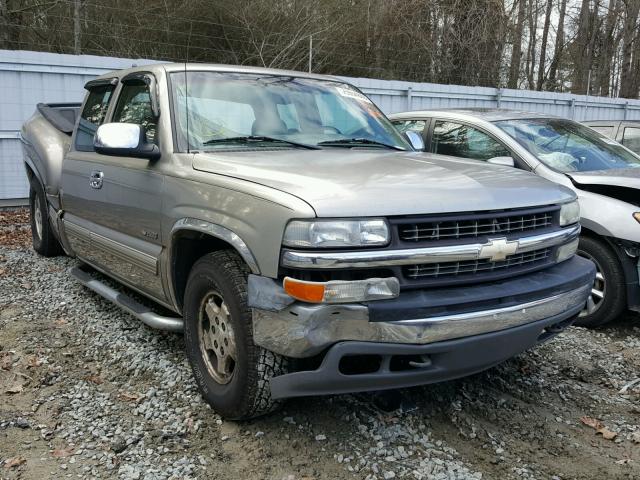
[494,118,640,173]
[170,71,409,151]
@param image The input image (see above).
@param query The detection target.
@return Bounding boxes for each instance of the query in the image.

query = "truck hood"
[193,150,575,217]
[566,168,640,189]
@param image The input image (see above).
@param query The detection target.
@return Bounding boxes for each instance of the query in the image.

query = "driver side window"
[432,121,510,161]
[112,80,157,144]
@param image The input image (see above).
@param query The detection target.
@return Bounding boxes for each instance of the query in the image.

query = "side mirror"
[487,156,515,167]
[94,123,160,160]
[404,131,425,151]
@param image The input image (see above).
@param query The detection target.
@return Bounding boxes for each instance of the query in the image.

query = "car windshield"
[170,71,409,151]
[494,118,640,173]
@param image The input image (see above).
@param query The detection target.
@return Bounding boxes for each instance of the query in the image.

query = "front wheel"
[183,250,288,420]
[574,236,626,328]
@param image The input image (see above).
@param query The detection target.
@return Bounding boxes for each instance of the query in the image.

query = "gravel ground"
[1,208,639,480]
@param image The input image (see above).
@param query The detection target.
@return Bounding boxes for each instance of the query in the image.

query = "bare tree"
[0,0,9,48]
[596,0,620,96]
[524,0,538,89]
[536,0,554,90]
[73,0,81,54]
[508,0,527,88]
[619,0,640,98]
[1,0,637,96]
[547,0,567,90]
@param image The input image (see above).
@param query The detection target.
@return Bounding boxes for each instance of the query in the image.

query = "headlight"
[556,238,579,263]
[283,219,390,248]
[559,201,580,226]
[634,212,640,224]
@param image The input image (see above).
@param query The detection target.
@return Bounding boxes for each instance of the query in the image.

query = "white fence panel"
[3,49,640,201]
[0,50,158,202]
[344,76,640,121]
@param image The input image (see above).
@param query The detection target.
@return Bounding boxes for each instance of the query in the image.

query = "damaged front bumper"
[249,256,595,359]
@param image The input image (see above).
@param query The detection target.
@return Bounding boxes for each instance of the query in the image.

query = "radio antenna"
[184,21,192,154]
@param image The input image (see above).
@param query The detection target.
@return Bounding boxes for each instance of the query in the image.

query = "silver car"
[583,120,640,156]
[390,109,640,327]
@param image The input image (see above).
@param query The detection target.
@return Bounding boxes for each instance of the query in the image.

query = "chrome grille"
[404,248,552,280]
[399,211,554,242]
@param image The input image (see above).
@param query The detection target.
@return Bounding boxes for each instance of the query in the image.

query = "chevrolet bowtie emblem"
[479,238,519,262]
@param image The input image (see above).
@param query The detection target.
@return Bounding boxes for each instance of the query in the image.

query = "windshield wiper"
[317,138,406,151]
[202,135,320,150]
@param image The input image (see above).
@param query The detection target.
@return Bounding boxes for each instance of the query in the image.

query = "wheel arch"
[578,228,638,312]
[579,218,614,238]
[23,159,41,188]
[167,218,260,311]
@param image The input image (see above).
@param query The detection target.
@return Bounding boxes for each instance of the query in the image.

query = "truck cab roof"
[90,62,345,86]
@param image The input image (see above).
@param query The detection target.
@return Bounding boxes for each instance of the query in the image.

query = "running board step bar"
[70,266,184,332]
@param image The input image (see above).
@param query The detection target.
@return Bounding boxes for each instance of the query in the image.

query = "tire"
[183,250,288,420]
[574,236,626,328]
[29,179,63,257]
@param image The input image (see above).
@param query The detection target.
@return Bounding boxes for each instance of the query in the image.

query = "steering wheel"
[571,148,596,165]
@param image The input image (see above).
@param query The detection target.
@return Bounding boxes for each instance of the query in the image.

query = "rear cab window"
[75,83,115,151]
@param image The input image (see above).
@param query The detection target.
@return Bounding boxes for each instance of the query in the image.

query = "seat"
[252,118,288,136]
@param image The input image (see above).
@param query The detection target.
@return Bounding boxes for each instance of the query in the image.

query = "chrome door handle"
[89,170,104,189]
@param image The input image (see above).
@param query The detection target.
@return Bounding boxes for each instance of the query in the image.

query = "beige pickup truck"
[20,63,594,419]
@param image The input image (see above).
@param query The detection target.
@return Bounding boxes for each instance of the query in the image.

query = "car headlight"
[283,219,390,248]
[559,200,580,226]
[634,212,640,224]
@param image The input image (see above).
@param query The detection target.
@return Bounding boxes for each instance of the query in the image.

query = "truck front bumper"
[250,256,594,398]
[252,256,594,358]
[269,312,578,399]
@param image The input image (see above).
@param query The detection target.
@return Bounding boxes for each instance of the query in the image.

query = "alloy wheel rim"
[197,291,237,384]
[34,197,43,240]
[578,251,605,317]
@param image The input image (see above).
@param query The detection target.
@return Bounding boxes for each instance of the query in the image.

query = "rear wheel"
[29,179,63,257]
[575,236,626,327]
[183,250,288,420]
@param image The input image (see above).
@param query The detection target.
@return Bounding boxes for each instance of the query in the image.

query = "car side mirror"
[94,123,160,160]
[404,131,425,151]
[487,156,515,167]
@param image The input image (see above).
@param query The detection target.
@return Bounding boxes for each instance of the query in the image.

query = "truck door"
[61,79,116,261]
[61,74,167,302]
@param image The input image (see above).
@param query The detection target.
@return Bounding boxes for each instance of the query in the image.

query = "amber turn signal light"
[283,277,326,303]
[282,276,400,304]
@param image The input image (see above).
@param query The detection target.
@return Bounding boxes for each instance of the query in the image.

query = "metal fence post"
[407,87,413,110]
[624,101,629,120]
[496,88,502,108]
[570,98,576,120]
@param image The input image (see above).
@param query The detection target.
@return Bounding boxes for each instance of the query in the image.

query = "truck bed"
[36,103,81,135]
[20,103,81,199]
